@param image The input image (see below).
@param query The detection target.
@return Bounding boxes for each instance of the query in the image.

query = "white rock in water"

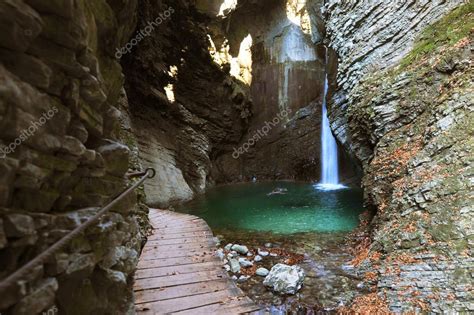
[238,275,250,283]
[229,258,241,273]
[227,251,238,260]
[264,243,272,248]
[216,249,225,260]
[231,244,249,255]
[254,255,263,262]
[263,264,305,294]
[239,258,253,268]
[256,267,269,277]
[224,243,233,251]
[257,248,269,256]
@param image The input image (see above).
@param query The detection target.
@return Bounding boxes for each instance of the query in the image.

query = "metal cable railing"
[0,168,156,293]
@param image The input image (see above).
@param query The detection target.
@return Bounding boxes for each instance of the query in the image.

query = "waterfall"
[315,51,346,191]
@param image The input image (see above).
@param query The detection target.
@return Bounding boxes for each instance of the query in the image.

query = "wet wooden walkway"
[133,209,261,314]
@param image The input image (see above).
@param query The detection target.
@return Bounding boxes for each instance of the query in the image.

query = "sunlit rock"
[263,263,305,294]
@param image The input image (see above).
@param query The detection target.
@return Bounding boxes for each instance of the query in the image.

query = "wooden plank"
[156,221,208,230]
[135,261,223,280]
[173,299,261,315]
[134,209,260,314]
[134,270,226,291]
[147,231,213,241]
[145,237,215,246]
[142,242,212,254]
[137,255,219,269]
[155,226,212,234]
[140,248,215,260]
[136,289,240,314]
[134,279,230,304]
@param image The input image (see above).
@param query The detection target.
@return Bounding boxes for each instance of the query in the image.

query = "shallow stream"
[176,182,366,312]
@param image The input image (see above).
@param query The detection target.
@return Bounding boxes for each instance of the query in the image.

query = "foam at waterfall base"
[314,183,348,191]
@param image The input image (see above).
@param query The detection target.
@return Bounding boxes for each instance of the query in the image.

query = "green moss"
[400,1,474,68]
[430,223,456,242]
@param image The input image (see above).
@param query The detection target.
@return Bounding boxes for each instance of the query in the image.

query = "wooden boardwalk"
[133,209,261,314]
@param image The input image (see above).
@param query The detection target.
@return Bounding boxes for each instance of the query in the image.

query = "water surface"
[176,182,364,234]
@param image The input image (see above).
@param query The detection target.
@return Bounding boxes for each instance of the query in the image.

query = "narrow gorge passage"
[0,0,472,314]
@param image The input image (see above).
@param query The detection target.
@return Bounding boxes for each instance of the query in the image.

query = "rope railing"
[0,168,156,293]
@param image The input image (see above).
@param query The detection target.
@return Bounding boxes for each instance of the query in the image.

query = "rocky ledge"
[0,0,148,314]
[325,2,473,313]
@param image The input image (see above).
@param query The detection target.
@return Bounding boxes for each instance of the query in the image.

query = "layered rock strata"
[324,1,473,312]
[0,0,147,313]
[122,0,253,206]
[210,0,359,183]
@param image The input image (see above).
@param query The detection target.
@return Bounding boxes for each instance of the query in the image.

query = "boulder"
[263,264,305,294]
[3,213,36,237]
[11,278,58,315]
[96,140,130,176]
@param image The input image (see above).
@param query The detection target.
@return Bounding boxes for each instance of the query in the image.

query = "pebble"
[224,243,233,251]
[238,275,250,283]
[254,255,263,262]
[265,243,272,248]
[239,258,253,268]
[270,252,278,257]
[256,267,269,277]
[227,251,238,260]
[224,264,230,272]
[229,258,241,273]
[216,249,225,260]
[257,248,269,256]
[231,244,249,255]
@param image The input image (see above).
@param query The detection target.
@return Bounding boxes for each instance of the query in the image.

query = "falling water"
[315,51,346,191]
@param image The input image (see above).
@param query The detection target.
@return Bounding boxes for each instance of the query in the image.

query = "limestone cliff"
[122,0,253,207]
[209,0,359,183]
[324,1,473,312]
[0,0,147,313]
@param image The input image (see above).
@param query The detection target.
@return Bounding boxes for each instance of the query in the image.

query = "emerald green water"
[175,182,364,234]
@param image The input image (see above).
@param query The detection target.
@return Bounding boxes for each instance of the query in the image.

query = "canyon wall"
[324,0,473,312]
[122,0,253,207]
[0,0,147,313]
[211,0,359,183]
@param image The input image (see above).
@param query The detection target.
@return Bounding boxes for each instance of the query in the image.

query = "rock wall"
[211,0,359,183]
[0,0,147,314]
[324,0,465,161]
[325,0,473,312]
[122,0,253,207]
